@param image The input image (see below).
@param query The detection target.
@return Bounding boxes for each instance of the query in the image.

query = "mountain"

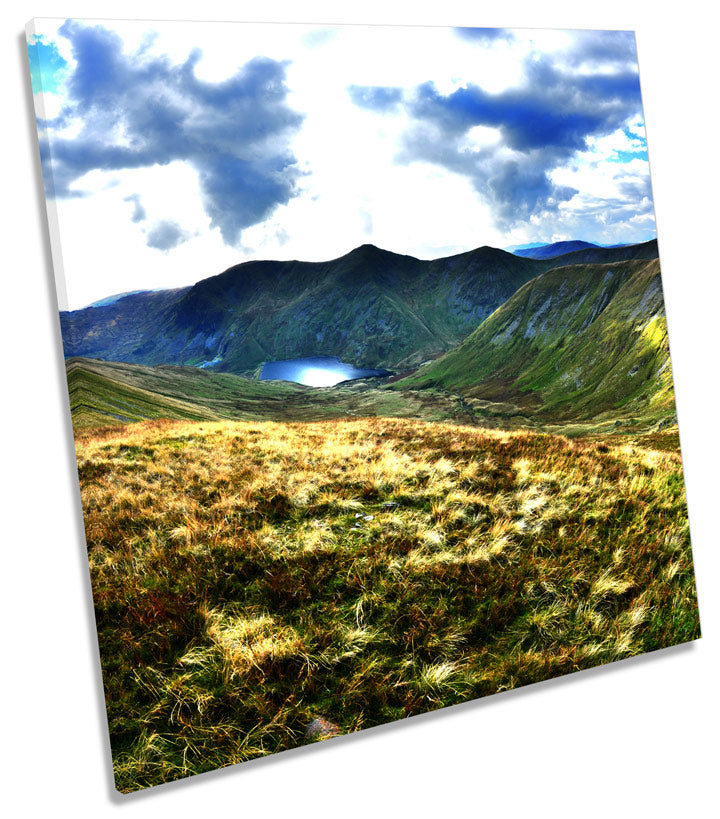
[505,242,545,252]
[60,244,541,373]
[87,289,156,308]
[512,240,600,259]
[59,240,659,375]
[547,239,658,266]
[510,238,657,260]
[395,257,674,423]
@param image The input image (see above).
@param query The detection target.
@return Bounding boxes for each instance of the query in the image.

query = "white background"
[3,1,717,816]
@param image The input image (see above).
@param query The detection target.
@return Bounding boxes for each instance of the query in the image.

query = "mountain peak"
[346,242,394,258]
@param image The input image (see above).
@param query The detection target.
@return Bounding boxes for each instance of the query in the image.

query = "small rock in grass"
[363,515,374,521]
[380,501,399,509]
[355,513,363,518]
[305,718,340,740]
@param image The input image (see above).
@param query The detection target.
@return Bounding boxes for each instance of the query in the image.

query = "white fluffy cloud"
[29,20,656,309]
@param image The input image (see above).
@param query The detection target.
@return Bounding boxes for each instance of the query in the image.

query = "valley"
[65,239,677,443]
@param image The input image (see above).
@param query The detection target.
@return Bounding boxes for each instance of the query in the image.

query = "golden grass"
[74,416,699,792]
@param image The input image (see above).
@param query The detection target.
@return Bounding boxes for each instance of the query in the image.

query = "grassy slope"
[67,358,308,428]
[76,416,699,792]
[396,259,674,424]
[67,357,543,433]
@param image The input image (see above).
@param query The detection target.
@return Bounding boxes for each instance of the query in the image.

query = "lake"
[260,356,391,387]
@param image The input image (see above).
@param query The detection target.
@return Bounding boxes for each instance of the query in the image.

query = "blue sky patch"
[611,148,649,163]
[612,126,648,162]
[27,35,67,94]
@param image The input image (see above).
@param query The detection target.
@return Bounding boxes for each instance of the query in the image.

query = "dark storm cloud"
[347,85,403,112]
[39,21,305,245]
[146,220,190,250]
[406,57,642,152]
[124,194,146,223]
[349,32,644,229]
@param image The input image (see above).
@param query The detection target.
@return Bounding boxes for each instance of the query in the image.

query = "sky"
[27,20,656,310]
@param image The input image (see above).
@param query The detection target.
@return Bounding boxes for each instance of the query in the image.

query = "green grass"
[66,357,308,428]
[75,416,699,792]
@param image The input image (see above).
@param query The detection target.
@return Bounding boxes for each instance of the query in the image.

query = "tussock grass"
[75,416,699,792]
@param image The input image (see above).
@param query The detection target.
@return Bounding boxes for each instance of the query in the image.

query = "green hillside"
[67,358,304,428]
[67,358,537,431]
[395,258,674,424]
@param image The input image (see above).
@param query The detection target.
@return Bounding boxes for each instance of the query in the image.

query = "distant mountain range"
[60,239,658,375]
[396,257,673,421]
[511,240,601,259]
[508,238,655,259]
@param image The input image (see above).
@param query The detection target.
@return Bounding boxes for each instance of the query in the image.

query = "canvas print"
[27,19,700,792]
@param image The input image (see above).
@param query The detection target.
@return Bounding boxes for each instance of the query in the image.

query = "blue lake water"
[260,356,391,387]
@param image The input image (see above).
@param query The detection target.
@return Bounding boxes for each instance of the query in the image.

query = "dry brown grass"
[75,416,699,792]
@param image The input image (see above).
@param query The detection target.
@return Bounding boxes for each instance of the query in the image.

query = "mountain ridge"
[61,239,659,375]
[512,240,600,259]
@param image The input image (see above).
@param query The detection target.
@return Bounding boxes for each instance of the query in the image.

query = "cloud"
[563,30,637,68]
[37,21,305,246]
[558,188,655,235]
[124,194,146,222]
[361,209,373,236]
[349,32,646,230]
[146,220,190,250]
[547,142,656,242]
[398,125,579,226]
[301,27,338,48]
[453,28,514,44]
[347,85,403,112]
[406,57,642,152]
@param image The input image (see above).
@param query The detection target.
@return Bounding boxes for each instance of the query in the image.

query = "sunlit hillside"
[398,259,674,424]
[75,416,699,791]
